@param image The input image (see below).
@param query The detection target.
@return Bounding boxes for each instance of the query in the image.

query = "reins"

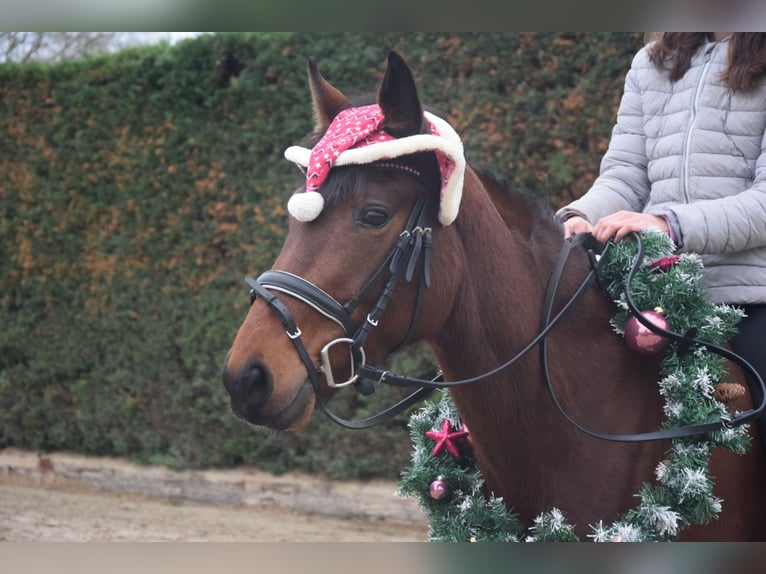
[540,232,766,442]
[356,233,606,391]
[359,231,766,439]
[247,205,766,437]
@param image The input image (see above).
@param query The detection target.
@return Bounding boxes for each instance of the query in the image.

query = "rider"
[556,33,766,448]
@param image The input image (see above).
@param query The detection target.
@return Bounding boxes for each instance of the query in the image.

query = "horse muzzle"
[221,353,315,430]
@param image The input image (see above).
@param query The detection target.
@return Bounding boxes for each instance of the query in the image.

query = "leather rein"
[245,192,766,439]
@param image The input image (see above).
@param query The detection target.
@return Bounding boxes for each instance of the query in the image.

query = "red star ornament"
[425,419,470,457]
[649,255,681,273]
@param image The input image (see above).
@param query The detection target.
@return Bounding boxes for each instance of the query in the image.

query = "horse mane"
[471,164,561,240]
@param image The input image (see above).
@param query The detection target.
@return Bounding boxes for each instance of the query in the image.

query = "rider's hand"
[591,211,670,243]
[562,215,593,239]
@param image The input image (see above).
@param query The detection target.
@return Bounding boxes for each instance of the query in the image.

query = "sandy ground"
[0,449,428,542]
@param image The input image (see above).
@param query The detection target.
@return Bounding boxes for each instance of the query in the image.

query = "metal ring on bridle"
[319,337,367,388]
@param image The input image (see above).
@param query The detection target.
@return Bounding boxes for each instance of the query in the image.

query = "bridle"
[246,162,437,428]
[245,181,766,438]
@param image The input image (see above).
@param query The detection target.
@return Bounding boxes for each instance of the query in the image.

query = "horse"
[221,51,766,540]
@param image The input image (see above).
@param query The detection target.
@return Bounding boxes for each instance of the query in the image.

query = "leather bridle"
[246,167,437,428]
[245,192,766,437]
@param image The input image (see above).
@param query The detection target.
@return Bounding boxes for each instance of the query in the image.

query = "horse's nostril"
[241,363,268,400]
[222,357,274,407]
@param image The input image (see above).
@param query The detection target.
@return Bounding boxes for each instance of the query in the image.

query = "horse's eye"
[358,207,390,228]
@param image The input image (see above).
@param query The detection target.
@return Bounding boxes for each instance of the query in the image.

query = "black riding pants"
[730,304,766,447]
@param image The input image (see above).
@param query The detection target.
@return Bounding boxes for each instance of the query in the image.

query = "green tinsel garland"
[397,230,750,542]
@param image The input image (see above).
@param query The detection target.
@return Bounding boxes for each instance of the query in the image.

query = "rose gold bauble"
[624,309,670,355]
[429,477,450,500]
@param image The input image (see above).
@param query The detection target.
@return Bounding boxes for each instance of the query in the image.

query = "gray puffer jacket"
[558,37,766,305]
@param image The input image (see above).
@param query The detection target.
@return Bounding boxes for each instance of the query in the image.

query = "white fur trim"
[284,111,466,226]
[425,112,464,226]
[287,191,325,222]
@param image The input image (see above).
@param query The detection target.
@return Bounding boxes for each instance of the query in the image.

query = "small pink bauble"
[624,308,670,356]
[429,477,450,500]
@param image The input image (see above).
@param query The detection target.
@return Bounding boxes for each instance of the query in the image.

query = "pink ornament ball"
[429,477,450,500]
[624,309,670,356]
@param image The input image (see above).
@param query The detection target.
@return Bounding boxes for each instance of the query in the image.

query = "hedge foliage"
[0,32,642,479]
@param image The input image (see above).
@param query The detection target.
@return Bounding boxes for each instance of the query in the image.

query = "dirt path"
[0,449,428,542]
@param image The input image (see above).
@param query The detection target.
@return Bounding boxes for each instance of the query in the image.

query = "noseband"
[246,166,437,428]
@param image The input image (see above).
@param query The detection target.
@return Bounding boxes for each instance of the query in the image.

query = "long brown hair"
[645,32,766,92]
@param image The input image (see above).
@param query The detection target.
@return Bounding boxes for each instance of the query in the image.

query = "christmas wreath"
[397,230,750,542]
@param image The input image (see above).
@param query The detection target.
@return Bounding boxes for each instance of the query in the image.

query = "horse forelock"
[311,152,442,210]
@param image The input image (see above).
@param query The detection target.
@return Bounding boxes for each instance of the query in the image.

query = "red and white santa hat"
[284,104,465,226]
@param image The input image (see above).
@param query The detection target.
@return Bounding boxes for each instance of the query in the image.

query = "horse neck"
[427,169,624,465]
[424,170,674,532]
[430,168,571,382]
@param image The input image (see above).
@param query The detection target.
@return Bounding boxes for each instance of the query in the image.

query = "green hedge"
[0,32,642,479]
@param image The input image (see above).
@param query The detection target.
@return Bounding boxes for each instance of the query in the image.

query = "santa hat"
[284,104,465,226]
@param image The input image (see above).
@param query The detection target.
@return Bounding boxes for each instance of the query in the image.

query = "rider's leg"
[730,304,766,450]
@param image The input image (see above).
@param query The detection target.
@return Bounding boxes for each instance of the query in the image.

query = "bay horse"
[221,51,766,540]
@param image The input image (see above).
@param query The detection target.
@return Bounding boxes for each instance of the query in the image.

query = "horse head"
[221,52,466,430]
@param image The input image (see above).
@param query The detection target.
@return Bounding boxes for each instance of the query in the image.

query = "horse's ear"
[378,51,424,138]
[308,58,351,132]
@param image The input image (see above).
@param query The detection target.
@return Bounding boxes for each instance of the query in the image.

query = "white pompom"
[287,192,325,222]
